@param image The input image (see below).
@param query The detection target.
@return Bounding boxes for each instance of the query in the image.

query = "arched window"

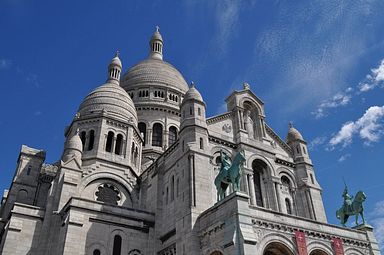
[171,176,175,202]
[106,131,114,152]
[115,134,123,155]
[80,131,86,149]
[138,122,147,145]
[198,107,201,116]
[93,249,101,255]
[199,138,204,149]
[286,198,292,215]
[88,130,95,151]
[263,242,294,255]
[112,235,122,255]
[16,189,28,203]
[252,160,267,207]
[26,165,32,175]
[281,175,290,187]
[152,123,163,147]
[168,126,177,146]
[189,107,193,116]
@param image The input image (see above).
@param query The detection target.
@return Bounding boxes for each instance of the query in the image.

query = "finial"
[156,25,160,32]
[115,50,120,57]
[190,81,195,88]
[75,112,81,119]
[243,82,250,90]
[75,128,80,135]
[288,121,293,128]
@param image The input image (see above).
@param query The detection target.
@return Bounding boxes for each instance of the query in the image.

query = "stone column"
[274,182,282,212]
[248,174,256,205]
[148,128,153,146]
[305,189,315,220]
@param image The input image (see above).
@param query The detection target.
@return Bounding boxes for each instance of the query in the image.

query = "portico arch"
[309,249,330,255]
[263,242,294,255]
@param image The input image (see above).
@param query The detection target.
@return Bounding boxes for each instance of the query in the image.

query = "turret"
[286,122,311,164]
[61,129,83,163]
[180,82,207,131]
[286,123,327,222]
[149,26,163,60]
[107,51,122,84]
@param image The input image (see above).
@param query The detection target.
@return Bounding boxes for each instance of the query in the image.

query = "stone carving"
[157,243,176,255]
[222,123,232,133]
[95,183,121,205]
[128,249,142,255]
[244,110,254,138]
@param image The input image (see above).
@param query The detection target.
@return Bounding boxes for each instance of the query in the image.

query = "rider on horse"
[219,150,231,175]
[342,186,353,212]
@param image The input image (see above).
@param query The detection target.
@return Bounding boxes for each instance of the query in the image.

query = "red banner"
[294,231,308,255]
[332,238,344,255]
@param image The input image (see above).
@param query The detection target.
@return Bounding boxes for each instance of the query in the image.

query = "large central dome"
[121,58,188,93]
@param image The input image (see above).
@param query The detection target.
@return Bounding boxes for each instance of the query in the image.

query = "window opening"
[106,131,114,152]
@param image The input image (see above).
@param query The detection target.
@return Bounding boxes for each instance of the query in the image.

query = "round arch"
[307,240,333,255]
[258,232,296,255]
[344,247,365,255]
[239,97,264,116]
[78,172,137,206]
[247,155,276,177]
[264,242,294,255]
[309,249,330,255]
[209,251,224,255]
[276,167,297,188]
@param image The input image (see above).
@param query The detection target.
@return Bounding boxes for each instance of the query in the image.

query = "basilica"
[0,28,380,255]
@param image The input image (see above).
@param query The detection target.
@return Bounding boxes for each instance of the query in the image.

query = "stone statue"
[336,184,366,227]
[214,150,246,201]
[244,110,254,138]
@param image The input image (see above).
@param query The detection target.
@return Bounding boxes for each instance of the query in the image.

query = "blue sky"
[1,0,384,249]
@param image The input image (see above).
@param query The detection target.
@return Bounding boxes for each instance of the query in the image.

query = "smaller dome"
[110,53,122,68]
[65,129,83,152]
[151,26,163,41]
[78,82,137,123]
[183,83,203,102]
[286,123,304,143]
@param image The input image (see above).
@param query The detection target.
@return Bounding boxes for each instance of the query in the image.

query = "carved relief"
[95,183,121,205]
[222,123,232,133]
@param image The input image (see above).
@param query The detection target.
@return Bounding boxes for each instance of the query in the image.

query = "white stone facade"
[0,29,380,255]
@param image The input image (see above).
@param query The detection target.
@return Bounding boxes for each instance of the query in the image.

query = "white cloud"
[26,73,40,88]
[308,136,327,150]
[372,218,384,252]
[338,154,350,162]
[358,59,384,92]
[312,88,352,119]
[33,111,42,116]
[0,58,11,70]
[370,200,384,252]
[329,106,384,149]
[213,0,241,54]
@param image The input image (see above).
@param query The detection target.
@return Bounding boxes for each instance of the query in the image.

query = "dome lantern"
[149,26,164,60]
[107,51,122,85]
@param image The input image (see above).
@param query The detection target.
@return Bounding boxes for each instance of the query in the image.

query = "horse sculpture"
[336,190,366,227]
[214,150,246,201]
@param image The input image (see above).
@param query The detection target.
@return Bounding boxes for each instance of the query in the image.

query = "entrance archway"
[263,242,294,255]
[210,251,223,255]
[310,249,329,255]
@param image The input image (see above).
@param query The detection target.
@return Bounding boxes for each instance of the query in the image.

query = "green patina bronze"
[336,184,366,227]
[214,150,246,201]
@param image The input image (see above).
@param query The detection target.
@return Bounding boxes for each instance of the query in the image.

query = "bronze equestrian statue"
[336,185,366,227]
[214,150,246,201]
